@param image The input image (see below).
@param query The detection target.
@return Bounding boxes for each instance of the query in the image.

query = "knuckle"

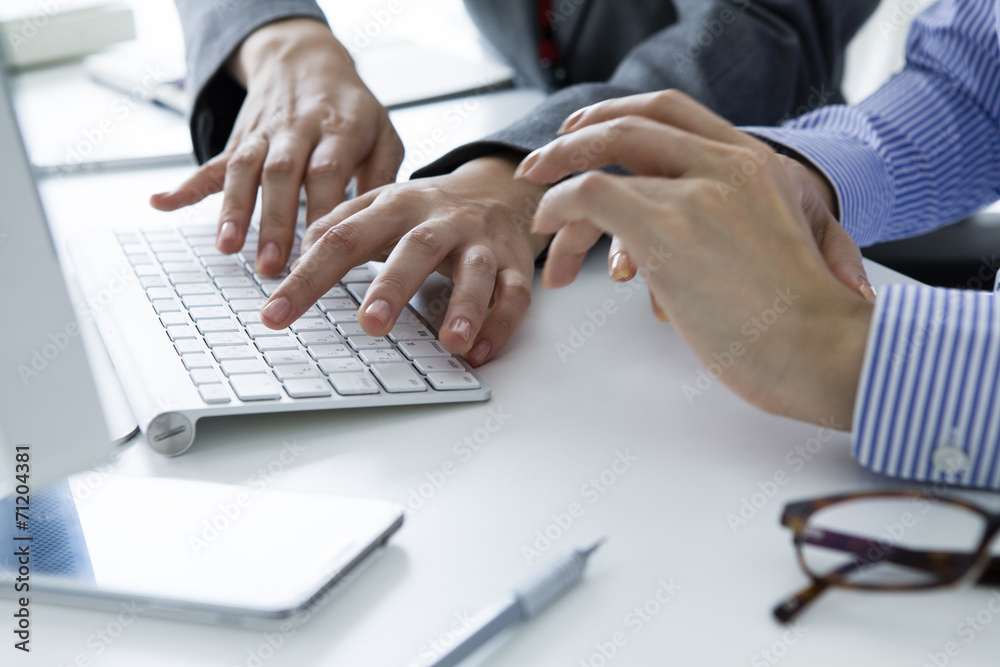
[462,248,498,276]
[307,159,345,183]
[572,171,615,200]
[651,88,690,111]
[315,223,363,259]
[371,272,408,303]
[226,150,259,177]
[402,226,442,255]
[263,156,296,179]
[503,275,533,310]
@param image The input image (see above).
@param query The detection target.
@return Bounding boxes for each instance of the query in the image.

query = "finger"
[608,235,636,282]
[436,246,499,355]
[150,155,227,211]
[216,137,268,253]
[518,116,740,184]
[257,135,312,275]
[262,202,414,329]
[541,219,605,289]
[817,213,875,302]
[533,172,669,248]
[354,125,404,195]
[465,267,533,367]
[301,189,380,253]
[358,222,462,336]
[559,90,750,146]
[304,137,354,226]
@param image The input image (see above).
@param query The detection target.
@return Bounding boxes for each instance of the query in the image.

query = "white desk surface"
[9,19,1000,667]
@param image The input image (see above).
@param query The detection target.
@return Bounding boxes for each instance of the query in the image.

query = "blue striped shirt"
[749,0,1000,489]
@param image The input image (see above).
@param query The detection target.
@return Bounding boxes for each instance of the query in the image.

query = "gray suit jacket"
[173,0,880,176]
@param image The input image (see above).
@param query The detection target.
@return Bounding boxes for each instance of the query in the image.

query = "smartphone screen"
[0,474,403,627]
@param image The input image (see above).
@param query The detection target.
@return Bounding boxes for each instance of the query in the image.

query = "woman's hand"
[151,18,403,276]
[517,91,874,427]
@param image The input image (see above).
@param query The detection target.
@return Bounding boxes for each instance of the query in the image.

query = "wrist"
[801,161,839,220]
[227,18,351,88]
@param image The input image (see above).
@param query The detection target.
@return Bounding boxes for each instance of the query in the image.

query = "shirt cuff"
[743,126,896,246]
[852,284,1000,490]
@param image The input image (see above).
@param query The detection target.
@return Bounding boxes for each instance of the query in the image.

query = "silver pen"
[425,540,605,667]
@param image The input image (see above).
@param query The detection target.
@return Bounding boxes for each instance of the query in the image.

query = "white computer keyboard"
[116,224,482,404]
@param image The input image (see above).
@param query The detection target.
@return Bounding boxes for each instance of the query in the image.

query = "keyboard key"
[150,242,188,254]
[283,378,332,398]
[159,312,189,327]
[246,323,290,339]
[325,309,359,324]
[204,332,249,348]
[345,282,372,302]
[258,281,283,296]
[166,325,197,341]
[121,243,146,255]
[182,352,213,370]
[140,276,166,289]
[174,283,217,296]
[197,319,240,334]
[317,297,357,312]
[359,349,405,365]
[133,264,161,277]
[273,364,320,381]
[199,383,232,404]
[162,262,203,274]
[347,336,392,351]
[371,363,427,393]
[212,346,257,361]
[174,339,204,354]
[228,297,266,311]
[426,372,481,391]
[320,286,349,299]
[183,294,225,308]
[299,331,342,346]
[255,336,299,352]
[214,276,255,288]
[395,308,420,324]
[397,341,450,360]
[413,357,465,374]
[389,325,434,342]
[221,359,268,376]
[222,287,264,300]
[317,358,364,374]
[307,344,351,359]
[180,223,218,236]
[237,311,263,326]
[157,251,196,263]
[290,318,333,333]
[189,368,222,385]
[344,266,376,282]
[329,372,379,396]
[127,253,154,266]
[200,253,242,264]
[336,322,368,337]
[152,298,183,314]
[170,272,211,285]
[230,374,283,401]
[208,265,248,278]
[189,306,233,321]
[146,287,176,301]
[263,350,309,366]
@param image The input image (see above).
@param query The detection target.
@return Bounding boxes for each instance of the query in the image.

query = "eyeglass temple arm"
[800,529,983,579]
[773,563,854,623]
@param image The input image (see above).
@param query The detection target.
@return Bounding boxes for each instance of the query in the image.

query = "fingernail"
[469,339,492,365]
[558,110,585,135]
[514,150,541,180]
[363,300,392,328]
[651,295,669,322]
[261,297,291,325]
[258,242,281,271]
[217,221,238,251]
[609,252,637,282]
[859,280,878,304]
[450,317,472,343]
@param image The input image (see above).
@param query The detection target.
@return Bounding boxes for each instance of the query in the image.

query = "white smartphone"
[0,473,403,629]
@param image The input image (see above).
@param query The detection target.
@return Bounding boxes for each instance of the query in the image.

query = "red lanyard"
[537,0,562,68]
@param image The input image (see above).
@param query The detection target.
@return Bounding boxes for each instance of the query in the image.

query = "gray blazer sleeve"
[173,0,328,163]
[415,0,881,177]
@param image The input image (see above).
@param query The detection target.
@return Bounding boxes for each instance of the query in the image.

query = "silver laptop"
[0,57,489,470]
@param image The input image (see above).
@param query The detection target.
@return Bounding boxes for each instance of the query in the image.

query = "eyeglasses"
[774,489,1000,623]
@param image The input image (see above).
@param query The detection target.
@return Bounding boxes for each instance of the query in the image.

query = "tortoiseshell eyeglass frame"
[773,489,1000,624]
